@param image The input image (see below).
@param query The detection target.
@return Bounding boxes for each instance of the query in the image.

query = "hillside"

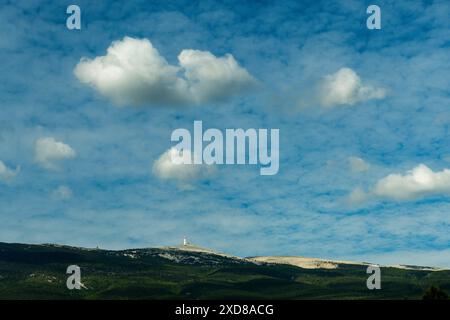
[0,242,449,299]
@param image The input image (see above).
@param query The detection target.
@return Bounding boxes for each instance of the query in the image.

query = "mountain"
[247,256,445,272]
[0,241,449,299]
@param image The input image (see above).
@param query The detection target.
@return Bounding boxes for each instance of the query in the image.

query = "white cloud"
[178,49,256,103]
[35,137,76,170]
[348,164,450,203]
[0,160,20,181]
[52,185,73,200]
[348,156,370,172]
[373,164,450,201]
[318,68,387,107]
[75,37,256,107]
[152,148,214,189]
[347,187,368,204]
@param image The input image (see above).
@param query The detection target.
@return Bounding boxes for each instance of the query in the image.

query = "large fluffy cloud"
[152,148,214,189]
[349,164,450,203]
[0,160,20,181]
[318,68,387,107]
[35,137,76,170]
[74,37,256,107]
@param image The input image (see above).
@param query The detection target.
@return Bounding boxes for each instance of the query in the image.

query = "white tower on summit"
[183,237,187,246]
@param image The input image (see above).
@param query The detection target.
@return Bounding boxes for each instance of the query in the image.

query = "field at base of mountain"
[0,242,449,300]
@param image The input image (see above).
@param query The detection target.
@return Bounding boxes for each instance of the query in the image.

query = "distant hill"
[0,241,449,299]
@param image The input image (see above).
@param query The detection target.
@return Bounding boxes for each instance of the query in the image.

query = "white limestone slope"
[247,256,446,271]
[247,256,368,269]
[160,243,242,259]
[159,242,446,271]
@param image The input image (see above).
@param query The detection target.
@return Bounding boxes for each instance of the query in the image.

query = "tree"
[422,286,449,300]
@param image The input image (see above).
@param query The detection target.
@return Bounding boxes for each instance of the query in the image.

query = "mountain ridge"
[159,241,447,271]
[1,241,450,299]
[23,241,449,271]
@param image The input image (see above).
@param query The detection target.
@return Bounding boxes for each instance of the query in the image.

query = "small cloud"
[152,148,214,189]
[75,37,256,107]
[347,187,368,204]
[0,160,20,182]
[52,185,73,200]
[348,156,370,173]
[317,68,387,108]
[35,137,76,170]
[373,164,450,201]
[347,164,450,203]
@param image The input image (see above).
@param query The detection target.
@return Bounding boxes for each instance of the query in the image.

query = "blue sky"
[1,0,450,267]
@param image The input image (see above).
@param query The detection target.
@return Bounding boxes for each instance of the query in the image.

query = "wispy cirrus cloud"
[1,0,449,268]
